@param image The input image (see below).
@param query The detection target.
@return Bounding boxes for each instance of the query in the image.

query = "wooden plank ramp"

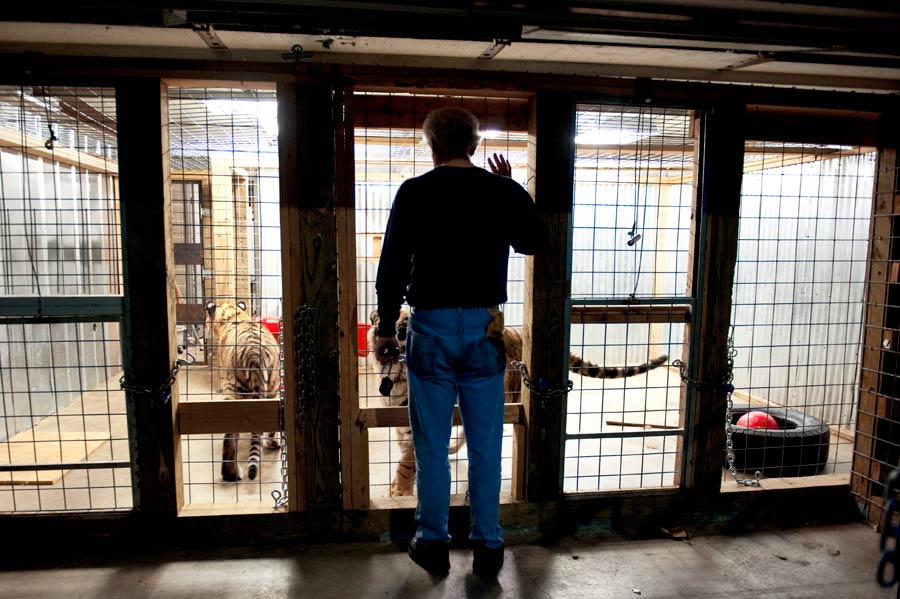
[0,430,111,485]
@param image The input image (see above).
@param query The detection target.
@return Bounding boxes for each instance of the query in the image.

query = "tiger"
[365,310,468,496]
[205,300,281,482]
[368,308,668,496]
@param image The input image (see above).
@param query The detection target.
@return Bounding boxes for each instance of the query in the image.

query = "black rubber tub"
[729,403,831,477]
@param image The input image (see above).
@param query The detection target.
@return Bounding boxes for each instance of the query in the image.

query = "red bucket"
[257,317,281,337]
[257,318,370,356]
[357,322,372,357]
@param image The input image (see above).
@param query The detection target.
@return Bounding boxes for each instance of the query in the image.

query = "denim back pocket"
[405,329,437,376]
[462,337,506,376]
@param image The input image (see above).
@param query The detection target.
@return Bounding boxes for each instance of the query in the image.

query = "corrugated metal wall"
[0,146,121,442]
[731,150,876,430]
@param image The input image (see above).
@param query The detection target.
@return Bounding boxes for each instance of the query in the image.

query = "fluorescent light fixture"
[574,128,651,146]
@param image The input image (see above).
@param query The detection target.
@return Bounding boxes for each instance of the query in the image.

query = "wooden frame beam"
[4,53,898,112]
[524,91,575,503]
[358,404,526,429]
[744,106,882,147]
[683,103,746,495]
[852,141,900,526]
[570,305,691,324]
[117,78,182,515]
[178,400,278,435]
[277,74,343,516]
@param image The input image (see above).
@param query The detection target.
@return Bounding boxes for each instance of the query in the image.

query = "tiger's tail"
[569,353,668,378]
[248,432,261,480]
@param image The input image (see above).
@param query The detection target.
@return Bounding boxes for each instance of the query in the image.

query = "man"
[373,106,545,579]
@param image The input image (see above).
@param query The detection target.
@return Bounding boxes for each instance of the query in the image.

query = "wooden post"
[852,141,900,525]
[231,170,252,303]
[523,91,575,502]
[683,104,745,495]
[117,79,182,515]
[210,157,237,301]
[277,74,343,519]
[674,112,703,486]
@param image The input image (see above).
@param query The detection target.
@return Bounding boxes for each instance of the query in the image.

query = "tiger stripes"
[206,301,281,482]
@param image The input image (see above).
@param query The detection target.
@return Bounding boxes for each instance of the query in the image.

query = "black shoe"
[408,538,450,577]
[472,541,504,580]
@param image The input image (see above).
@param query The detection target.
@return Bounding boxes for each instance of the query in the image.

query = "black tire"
[729,403,831,477]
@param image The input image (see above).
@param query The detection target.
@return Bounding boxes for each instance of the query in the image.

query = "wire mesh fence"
[0,84,129,512]
[0,81,883,515]
[0,85,120,296]
[168,86,284,507]
[728,142,875,482]
[353,92,529,500]
[564,103,694,492]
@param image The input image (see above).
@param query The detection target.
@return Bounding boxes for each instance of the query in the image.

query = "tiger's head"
[367,309,410,400]
[205,300,251,342]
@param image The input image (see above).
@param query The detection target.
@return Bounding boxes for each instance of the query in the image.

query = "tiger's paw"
[390,483,414,496]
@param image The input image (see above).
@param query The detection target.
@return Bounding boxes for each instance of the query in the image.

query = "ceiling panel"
[0,1,898,93]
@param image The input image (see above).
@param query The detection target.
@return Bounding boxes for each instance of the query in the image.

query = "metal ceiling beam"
[192,24,228,50]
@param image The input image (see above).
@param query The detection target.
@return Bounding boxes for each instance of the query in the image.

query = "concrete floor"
[0,523,893,598]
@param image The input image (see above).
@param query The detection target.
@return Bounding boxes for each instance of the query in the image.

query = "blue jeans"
[406,307,506,549]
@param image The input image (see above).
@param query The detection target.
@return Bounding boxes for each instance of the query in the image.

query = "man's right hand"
[373,335,401,364]
[488,153,511,177]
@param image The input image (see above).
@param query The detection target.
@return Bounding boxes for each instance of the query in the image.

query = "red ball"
[736,410,779,429]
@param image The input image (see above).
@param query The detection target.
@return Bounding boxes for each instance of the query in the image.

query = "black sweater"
[375,165,545,337]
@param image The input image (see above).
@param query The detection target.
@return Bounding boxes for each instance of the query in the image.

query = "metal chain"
[669,359,720,389]
[119,352,195,405]
[271,317,289,509]
[510,360,573,405]
[270,306,316,508]
[673,337,761,486]
[722,334,761,487]
[878,465,900,594]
